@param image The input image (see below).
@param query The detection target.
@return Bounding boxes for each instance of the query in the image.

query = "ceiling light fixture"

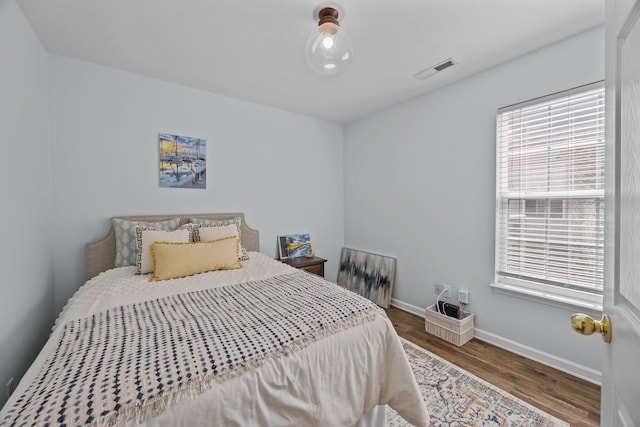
[304,4,353,76]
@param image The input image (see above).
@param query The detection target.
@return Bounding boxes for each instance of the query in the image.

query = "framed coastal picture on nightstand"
[337,247,396,308]
[278,234,312,259]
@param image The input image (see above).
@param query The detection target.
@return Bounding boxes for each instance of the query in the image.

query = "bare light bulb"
[322,36,334,49]
[304,7,353,76]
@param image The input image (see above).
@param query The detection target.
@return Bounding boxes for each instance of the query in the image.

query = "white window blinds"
[495,82,605,297]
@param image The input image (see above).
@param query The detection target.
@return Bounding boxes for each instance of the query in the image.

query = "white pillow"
[184,222,249,261]
[197,223,239,242]
[189,217,250,261]
[135,227,191,274]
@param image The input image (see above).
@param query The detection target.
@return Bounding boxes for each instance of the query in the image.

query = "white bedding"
[1,252,428,427]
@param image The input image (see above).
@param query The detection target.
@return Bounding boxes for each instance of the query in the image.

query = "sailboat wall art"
[159,133,207,189]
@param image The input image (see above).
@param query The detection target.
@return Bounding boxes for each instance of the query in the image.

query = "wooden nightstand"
[281,256,327,277]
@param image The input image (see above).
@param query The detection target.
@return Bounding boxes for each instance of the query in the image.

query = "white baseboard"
[390,298,426,317]
[389,298,602,385]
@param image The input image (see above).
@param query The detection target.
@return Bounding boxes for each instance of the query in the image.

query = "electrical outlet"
[434,284,451,298]
[6,377,14,399]
[458,289,470,304]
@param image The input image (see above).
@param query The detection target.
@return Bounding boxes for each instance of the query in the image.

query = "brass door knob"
[571,313,612,343]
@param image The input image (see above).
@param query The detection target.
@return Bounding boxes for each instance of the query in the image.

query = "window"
[494,82,605,310]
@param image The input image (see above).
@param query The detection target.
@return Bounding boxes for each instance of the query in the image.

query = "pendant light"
[304,5,353,76]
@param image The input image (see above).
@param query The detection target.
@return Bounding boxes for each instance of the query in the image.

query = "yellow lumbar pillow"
[149,236,242,282]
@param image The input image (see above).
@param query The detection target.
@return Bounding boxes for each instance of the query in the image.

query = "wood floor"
[386,307,601,427]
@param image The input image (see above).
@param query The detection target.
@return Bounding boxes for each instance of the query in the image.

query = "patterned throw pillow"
[134,227,191,274]
[182,223,234,241]
[189,217,250,261]
[112,218,181,267]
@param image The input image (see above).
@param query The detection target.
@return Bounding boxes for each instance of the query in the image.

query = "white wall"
[344,26,605,373]
[0,0,55,407]
[48,55,345,311]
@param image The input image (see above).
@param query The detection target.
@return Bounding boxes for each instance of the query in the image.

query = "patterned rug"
[388,339,569,427]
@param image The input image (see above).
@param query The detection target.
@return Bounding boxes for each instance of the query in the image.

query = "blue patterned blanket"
[2,271,381,427]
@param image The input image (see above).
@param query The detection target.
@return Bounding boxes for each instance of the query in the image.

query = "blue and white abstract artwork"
[337,248,396,308]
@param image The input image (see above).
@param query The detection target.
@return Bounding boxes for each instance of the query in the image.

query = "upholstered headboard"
[85,213,259,280]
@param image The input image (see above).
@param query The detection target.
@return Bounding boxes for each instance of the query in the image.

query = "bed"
[0,213,428,427]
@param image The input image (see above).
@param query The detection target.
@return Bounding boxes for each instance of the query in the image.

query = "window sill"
[490,281,603,314]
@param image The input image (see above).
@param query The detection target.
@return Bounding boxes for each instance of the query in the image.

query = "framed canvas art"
[337,247,396,308]
[278,234,312,259]
[159,133,206,189]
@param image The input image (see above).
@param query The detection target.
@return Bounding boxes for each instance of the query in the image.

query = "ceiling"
[17,0,605,124]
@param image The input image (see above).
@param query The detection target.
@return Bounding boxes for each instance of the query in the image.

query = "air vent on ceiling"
[413,57,457,81]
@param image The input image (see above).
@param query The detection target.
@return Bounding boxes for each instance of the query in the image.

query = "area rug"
[388,339,569,427]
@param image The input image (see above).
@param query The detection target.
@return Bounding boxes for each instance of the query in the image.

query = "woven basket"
[425,304,474,346]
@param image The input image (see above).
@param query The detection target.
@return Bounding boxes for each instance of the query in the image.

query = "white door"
[601,0,640,425]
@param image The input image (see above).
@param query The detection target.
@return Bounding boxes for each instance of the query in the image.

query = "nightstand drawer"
[281,256,327,278]
[302,263,324,277]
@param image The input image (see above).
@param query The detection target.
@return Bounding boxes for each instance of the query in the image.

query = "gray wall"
[344,26,605,371]
[0,0,56,407]
[48,55,345,312]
